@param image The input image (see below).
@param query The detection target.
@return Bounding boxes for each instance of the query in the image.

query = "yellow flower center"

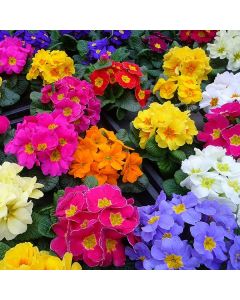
[24,143,34,154]
[106,239,117,253]
[204,236,216,251]
[138,90,145,100]
[50,150,61,162]
[217,47,225,54]
[234,52,240,62]
[121,75,131,83]
[96,49,101,54]
[8,56,17,65]
[163,127,176,139]
[139,256,145,261]
[107,51,112,56]
[119,30,124,34]
[129,65,137,71]
[71,96,80,103]
[148,216,160,224]
[37,143,47,151]
[48,123,58,130]
[164,254,183,269]
[80,220,89,229]
[110,212,124,226]
[211,128,221,140]
[95,77,104,88]
[231,93,240,98]
[82,234,97,250]
[59,138,67,146]
[63,107,72,117]
[57,93,64,101]
[210,97,219,107]
[228,179,240,193]
[162,233,172,239]
[98,197,112,208]
[201,177,215,189]
[217,162,229,172]
[230,135,240,146]
[173,203,186,214]
[65,205,78,217]
[191,168,201,174]
[154,43,161,49]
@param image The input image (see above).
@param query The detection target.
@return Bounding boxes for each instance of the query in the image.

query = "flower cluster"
[179,30,217,44]
[26,49,75,84]
[14,30,51,53]
[126,191,239,270]
[180,145,240,222]
[90,60,151,107]
[153,46,211,104]
[198,102,240,157]
[88,38,116,61]
[200,71,240,112]
[0,242,81,270]
[5,112,78,176]
[103,30,132,46]
[132,101,197,150]
[0,162,43,240]
[59,30,91,39]
[207,30,240,72]
[69,126,143,185]
[51,184,139,267]
[0,30,10,41]
[144,32,171,53]
[41,76,101,133]
[0,37,33,75]
[0,115,10,134]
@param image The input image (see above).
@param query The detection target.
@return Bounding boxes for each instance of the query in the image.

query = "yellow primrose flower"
[26,49,75,84]
[133,102,198,151]
[0,243,82,270]
[153,78,178,99]
[163,46,211,83]
[177,75,202,104]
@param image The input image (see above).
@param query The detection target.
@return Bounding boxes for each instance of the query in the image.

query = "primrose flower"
[0,162,43,241]
[0,242,81,270]
[151,236,199,270]
[5,112,78,176]
[0,37,32,75]
[133,101,197,150]
[51,184,139,267]
[179,30,217,44]
[26,49,75,84]
[125,242,153,270]
[0,115,10,134]
[228,236,240,269]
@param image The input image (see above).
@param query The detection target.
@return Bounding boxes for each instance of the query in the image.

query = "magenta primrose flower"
[4,111,78,176]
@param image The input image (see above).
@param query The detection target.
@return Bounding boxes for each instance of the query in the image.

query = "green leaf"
[38,215,55,238]
[157,156,179,177]
[145,136,167,157]
[12,76,29,95]
[3,129,15,146]
[77,40,89,57]
[111,47,130,61]
[0,87,20,107]
[53,190,65,206]
[93,60,112,71]
[0,150,5,164]
[83,176,98,188]
[128,36,145,52]
[116,107,126,120]
[0,242,10,259]
[116,129,135,148]
[74,63,87,79]
[30,91,52,115]
[170,150,186,163]
[115,90,140,112]
[174,169,188,185]
[59,174,82,189]
[162,179,188,198]
[119,174,149,193]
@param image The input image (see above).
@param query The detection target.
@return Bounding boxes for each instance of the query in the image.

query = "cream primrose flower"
[0,162,44,241]
[180,146,240,222]
[199,72,240,111]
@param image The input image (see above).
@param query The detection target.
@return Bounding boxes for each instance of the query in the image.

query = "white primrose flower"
[200,87,231,111]
[222,178,240,205]
[227,45,240,72]
[212,156,240,177]
[181,173,224,199]
[181,155,212,176]
[194,146,226,161]
[207,37,229,59]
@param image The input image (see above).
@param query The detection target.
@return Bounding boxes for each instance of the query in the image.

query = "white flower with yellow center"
[212,156,240,177]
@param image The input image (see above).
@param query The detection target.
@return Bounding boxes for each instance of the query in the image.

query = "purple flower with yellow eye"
[151,236,200,270]
[14,30,51,52]
[190,222,227,263]
[125,242,156,270]
[196,200,237,240]
[170,192,201,225]
[139,200,174,242]
[113,30,132,40]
